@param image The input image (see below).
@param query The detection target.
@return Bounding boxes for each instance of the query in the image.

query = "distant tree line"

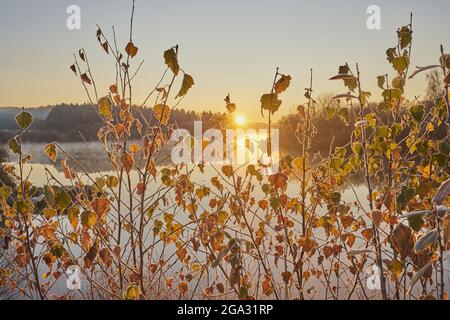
[1,96,447,159]
[0,104,212,143]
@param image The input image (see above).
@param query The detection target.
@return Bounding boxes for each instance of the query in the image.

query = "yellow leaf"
[98,96,113,118]
[105,176,119,188]
[126,285,140,300]
[44,143,57,162]
[218,211,228,225]
[43,208,57,220]
[387,260,404,279]
[191,263,201,273]
[129,144,140,153]
[81,211,97,228]
[291,157,306,172]
[153,104,171,125]
[67,206,80,229]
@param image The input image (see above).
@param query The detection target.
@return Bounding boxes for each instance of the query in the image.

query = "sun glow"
[235,114,246,126]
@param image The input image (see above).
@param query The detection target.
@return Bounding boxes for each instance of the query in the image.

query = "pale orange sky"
[1,0,449,121]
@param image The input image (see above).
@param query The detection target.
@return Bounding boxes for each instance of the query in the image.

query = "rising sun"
[235,114,246,126]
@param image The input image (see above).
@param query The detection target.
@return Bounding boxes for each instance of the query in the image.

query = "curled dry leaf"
[347,249,373,257]
[401,210,433,220]
[260,93,282,115]
[101,41,109,54]
[176,73,194,98]
[407,261,433,295]
[414,229,439,252]
[156,87,168,101]
[80,73,92,85]
[329,74,356,81]
[8,136,21,154]
[69,64,77,75]
[437,205,450,217]
[408,65,440,79]
[401,207,450,222]
[164,47,179,75]
[225,94,236,113]
[333,94,358,100]
[432,178,450,205]
[274,75,291,94]
[355,120,369,128]
[79,49,85,61]
[96,27,102,39]
[377,75,386,89]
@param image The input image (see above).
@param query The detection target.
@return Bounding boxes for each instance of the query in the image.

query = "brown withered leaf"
[109,84,118,94]
[125,42,138,58]
[79,49,85,61]
[340,214,354,229]
[391,223,414,260]
[69,64,77,75]
[274,75,292,94]
[102,41,109,54]
[371,210,383,228]
[281,271,292,284]
[444,216,450,245]
[383,190,397,213]
[80,73,92,85]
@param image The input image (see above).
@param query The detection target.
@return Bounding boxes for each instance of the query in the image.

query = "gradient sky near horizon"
[0,0,449,121]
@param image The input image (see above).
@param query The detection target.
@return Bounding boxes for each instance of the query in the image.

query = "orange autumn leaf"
[361,228,373,241]
[122,153,134,173]
[91,198,109,220]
